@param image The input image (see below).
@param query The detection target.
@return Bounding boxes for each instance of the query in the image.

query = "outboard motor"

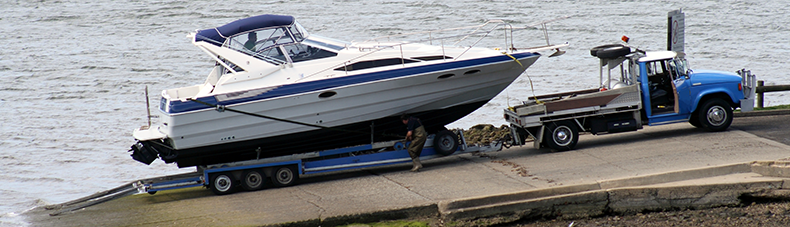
[130,142,159,165]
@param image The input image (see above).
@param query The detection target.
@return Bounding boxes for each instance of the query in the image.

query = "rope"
[187,98,405,139]
[503,52,542,104]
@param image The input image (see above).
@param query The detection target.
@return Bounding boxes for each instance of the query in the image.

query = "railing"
[297,18,569,82]
[756,80,790,108]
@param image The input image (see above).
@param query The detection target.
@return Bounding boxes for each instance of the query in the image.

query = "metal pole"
[757,80,764,108]
[145,85,151,127]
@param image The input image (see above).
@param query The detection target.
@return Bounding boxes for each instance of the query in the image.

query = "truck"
[504,43,757,150]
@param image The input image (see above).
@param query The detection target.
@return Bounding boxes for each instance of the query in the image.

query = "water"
[1,0,787,225]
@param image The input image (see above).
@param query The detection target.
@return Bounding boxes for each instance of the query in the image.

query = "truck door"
[644,60,676,116]
[668,58,692,115]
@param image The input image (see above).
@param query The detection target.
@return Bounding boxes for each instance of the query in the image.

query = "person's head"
[400,114,409,125]
[248,32,257,40]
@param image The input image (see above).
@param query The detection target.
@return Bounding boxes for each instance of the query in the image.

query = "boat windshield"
[221,22,342,65]
[226,23,304,54]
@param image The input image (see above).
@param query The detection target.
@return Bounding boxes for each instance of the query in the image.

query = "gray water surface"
[1,1,787,225]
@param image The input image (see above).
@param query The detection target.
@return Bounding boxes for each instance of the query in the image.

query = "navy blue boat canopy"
[195,14,295,46]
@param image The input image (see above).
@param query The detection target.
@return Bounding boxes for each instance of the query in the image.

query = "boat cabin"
[194,14,344,66]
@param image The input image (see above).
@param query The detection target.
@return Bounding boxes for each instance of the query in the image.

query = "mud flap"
[533,125,545,149]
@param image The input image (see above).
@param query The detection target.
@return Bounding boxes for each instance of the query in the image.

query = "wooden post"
[757,80,764,109]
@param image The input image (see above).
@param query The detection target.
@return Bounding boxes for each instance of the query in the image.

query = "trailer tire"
[271,166,299,187]
[698,98,733,132]
[433,130,459,156]
[209,173,236,195]
[595,45,631,59]
[241,169,264,191]
[544,121,579,151]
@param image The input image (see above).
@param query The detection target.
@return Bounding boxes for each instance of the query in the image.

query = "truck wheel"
[595,45,631,59]
[433,130,459,156]
[698,98,733,132]
[209,173,236,195]
[271,166,299,187]
[544,121,579,151]
[688,115,702,128]
[241,169,264,191]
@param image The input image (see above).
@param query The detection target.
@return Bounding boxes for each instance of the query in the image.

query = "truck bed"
[508,85,642,127]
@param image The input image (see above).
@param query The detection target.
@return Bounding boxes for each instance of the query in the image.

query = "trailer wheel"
[433,130,459,156]
[241,169,264,191]
[698,98,733,132]
[544,121,579,151]
[271,166,299,187]
[209,173,236,195]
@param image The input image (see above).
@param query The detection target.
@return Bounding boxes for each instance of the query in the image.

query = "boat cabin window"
[413,56,453,61]
[282,43,338,63]
[334,58,418,71]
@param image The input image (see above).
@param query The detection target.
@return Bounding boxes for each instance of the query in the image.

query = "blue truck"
[504,43,757,150]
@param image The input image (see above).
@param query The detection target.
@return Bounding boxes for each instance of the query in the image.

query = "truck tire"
[595,45,631,59]
[544,120,579,151]
[433,130,459,156]
[241,169,264,191]
[688,115,702,128]
[209,173,236,195]
[698,98,733,132]
[271,165,299,187]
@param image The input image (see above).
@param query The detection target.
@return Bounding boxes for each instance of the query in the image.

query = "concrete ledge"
[439,183,600,211]
[312,204,438,227]
[598,163,752,189]
[607,180,782,214]
[734,109,790,118]
[751,161,790,178]
[438,180,784,226]
[441,190,608,225]
[431,163,781,226]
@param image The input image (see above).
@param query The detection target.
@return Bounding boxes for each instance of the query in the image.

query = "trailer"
[48,130,502,215]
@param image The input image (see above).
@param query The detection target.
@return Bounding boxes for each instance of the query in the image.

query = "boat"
[130,14,568,168]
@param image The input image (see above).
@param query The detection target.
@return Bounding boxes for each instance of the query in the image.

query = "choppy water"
[1,0,787,225]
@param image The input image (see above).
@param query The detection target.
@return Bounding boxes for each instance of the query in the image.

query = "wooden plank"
[545,93,621,112]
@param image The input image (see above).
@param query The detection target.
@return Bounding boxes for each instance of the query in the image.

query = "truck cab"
[635,50,750,131]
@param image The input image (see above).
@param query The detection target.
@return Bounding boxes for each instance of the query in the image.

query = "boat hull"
[133,54,540,167]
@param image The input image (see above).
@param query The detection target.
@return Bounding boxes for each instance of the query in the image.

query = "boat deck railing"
[299,17,568,82]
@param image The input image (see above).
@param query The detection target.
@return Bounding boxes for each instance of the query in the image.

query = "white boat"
[130,14,567,167]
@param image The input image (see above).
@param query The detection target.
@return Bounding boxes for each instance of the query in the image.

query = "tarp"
[195,14,294,46]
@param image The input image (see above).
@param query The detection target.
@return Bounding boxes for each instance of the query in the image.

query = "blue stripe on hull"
[166,52,539,114]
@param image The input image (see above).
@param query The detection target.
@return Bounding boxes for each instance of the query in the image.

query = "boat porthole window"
[319,91,337,98]
[464,69,481,75]
[437,73,455,79]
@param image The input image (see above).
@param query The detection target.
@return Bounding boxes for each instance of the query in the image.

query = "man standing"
[401,114,427,172]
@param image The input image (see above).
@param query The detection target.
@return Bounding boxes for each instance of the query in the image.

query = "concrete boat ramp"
[26,113,790,226]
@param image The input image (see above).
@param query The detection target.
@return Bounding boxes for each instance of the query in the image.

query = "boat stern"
[130,127,167,165]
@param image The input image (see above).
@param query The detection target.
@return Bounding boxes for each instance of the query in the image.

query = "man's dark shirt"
[406,117,422,131]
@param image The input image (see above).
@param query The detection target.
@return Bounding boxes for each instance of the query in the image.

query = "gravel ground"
[509,201,790,227]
